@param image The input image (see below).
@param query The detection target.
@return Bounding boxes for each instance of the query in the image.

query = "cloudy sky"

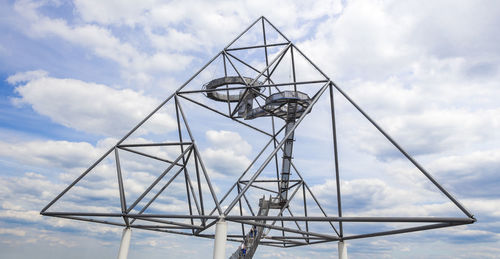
[1,0,499,258]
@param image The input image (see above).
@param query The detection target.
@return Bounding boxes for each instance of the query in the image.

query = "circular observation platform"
[203,76,263,102]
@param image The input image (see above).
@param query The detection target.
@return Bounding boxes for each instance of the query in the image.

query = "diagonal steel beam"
[262,16,291,42]
[224,16,264,50]
[129,150,193,225]
[223,81,330,216]
[126,145,193,213]
[41,50,223,214]
[175,97,195,233]
[226,42,289,51]
[290,161,340,236]
[331,82,474,219]
[229,43,292,117]
[118,146,183,166]
[177,94,273,137]
[175,98,223,215]
[227,219,339,241]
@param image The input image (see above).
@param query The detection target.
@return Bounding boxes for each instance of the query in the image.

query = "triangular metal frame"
[41,96,224,235]
[41,16,475,252]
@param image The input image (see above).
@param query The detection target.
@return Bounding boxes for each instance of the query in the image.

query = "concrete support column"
[213,217,228,259]
[117,227,132,259]
[338,241,348,259]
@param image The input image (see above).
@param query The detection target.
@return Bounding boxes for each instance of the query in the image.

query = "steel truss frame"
[41,16,475,249]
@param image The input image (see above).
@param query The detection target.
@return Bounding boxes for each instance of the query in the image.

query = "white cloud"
[146,27,202,52]
[70,0,343,51]
[13,0,193,86]
[310,178,457,217]
[9,71,176,136]
[300,0,500,83]
[201,130,252,177]
[430,150,500,175]
[0,139,100,169]
[0,133,204,220]
[202,147,251,176]
[73,0,157,26]
[5,69,48,84]
[299,0,416,81]
[296,2,500,158]
[206,130,252,156]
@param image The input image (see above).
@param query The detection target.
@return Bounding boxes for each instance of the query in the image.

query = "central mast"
[203,76,312,258]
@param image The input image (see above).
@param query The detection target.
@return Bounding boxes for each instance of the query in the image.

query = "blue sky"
[1,0,499,258]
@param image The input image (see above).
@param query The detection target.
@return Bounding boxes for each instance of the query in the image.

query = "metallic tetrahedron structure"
[41,17,476,259]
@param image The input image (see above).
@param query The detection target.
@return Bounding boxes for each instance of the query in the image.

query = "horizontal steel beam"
[131,217,204,229]
[118,146,183,166]
[132,225,199,229]
[226,219,339,241]
[266,236,325,240]
[239,179,301,183]
[49,215,126,227]
[177,94,273,137]
[343,222,470,240]
[226,42,289,51]
[224,216,476,223]
[117,142,191,148]
[41,213,475,224]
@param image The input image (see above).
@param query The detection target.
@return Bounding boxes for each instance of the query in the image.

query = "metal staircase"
[229,196,280,259]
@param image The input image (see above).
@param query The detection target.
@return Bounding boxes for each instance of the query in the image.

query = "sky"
[0,0,499,258]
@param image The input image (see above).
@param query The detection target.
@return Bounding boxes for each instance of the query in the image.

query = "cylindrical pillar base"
[213,218,228,259]
[338,241,348,259]
[117,227,132,259]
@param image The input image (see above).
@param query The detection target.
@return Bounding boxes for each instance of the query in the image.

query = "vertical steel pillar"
[338,241,348,259]
[117,227,132,259]
[279,101,298,204]
[213,217,228,259]
[279,119,295,203]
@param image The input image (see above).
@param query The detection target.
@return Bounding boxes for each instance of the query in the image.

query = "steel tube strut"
[224,17,264,49]
[342,222,469,240]
[129,155,192,225]
[329,84,343,237]
[223,81,330,215]
[42,212,474,223]
[126,145,193,213]
[330,82,474,219]
[41,50,223,214]
[176,98,224,215]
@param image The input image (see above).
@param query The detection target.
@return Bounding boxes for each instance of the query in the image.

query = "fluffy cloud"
[0,171,125,251]
[9,71,177,137]
[294,0,500,160]
[310,178,454,217]
[427,149,500,199]
[206,130,252,155]
[201,130,252,177]
[0,139,101,169]
[70,0,343,47]
[6,70,48,84]
[300,0,500,81]
[13,0,193,86]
